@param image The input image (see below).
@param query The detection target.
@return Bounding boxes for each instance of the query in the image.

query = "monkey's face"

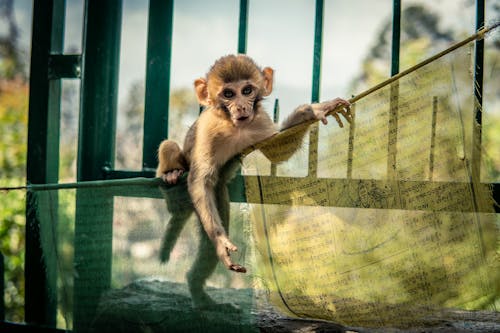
[193,55,274,127]
[218,80,259,127]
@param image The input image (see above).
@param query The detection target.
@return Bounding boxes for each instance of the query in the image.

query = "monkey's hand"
[216,236,247,273]
[312,98,352,128]
[160,169,185,185]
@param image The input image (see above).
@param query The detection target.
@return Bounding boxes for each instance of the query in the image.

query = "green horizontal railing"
[16,0,496,332]
[24,176,498,214]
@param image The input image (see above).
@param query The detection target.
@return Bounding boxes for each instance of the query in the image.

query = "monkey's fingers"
[221,237,238,252]
[218,249,246,273]
[216,238,239,268]
[230,264,247,273]
[340,108,352,121]
[332,113,344,128]
[328,97,351,109]
[223,243,247,273]
[337,108,353,124]
[318,114,328,125]
[327,106,352,128]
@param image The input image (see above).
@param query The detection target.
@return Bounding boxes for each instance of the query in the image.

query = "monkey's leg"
[159,209,192,263]
[156,139,188,184]
[186,227,219,308]
[186,173,242,311]
[216,160,246,273]
[188,170,244,272]
[185,179,229,306]
[186,217,241,312]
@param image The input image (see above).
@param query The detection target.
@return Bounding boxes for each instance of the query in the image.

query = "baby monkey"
[156,54,350,308]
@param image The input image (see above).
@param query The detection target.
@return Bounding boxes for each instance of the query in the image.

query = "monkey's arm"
[280,98,351,130]
[187,160,246,273]
[259,98,351,163]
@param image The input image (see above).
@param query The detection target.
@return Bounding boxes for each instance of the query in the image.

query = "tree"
[351,4,453,93]
[349,3,500,182]
[0,0,24,79]
[0,0,28,322]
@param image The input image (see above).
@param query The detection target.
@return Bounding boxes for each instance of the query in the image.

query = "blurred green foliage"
[0,77,28,322]
[1,0,28,322]
[0,1,499,327]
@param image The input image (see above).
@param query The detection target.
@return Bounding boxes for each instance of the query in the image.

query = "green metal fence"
[1,0,495,331]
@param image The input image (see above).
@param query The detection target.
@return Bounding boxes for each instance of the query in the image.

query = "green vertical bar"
[238,0,249,54]
[0,253,4,321]
[142,0,174,170]
[311,0,323,103]
[391,0,401,76]
[74,1,122,331]
[273,98,280,123]
[471,0,484,182]
[308,0,324,177]
[77,1,122,181]
[25,0,65,326]
[271,99,280,176]
[387,0,401,180]
[234,0,249,181]
[74,189,114,333]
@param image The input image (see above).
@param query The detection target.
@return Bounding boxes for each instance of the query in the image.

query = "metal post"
[391,0,401,76]
[25,0,65,326]
[77,1,122,181]
[308,0,324,177]
[142,0,174,170]
[74,1,122,331]
[387,0,401,180]
[271,99,280,176]
[238,0,249,54]
[471,0,484,182]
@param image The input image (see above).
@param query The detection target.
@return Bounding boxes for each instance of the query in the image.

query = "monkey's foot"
[158,244,171,263]
[160,169,184,185]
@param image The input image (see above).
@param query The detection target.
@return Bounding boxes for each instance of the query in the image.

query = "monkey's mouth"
[234,116,251,126]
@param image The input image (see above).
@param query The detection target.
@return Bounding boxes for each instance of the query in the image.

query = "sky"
[5,0,480,116]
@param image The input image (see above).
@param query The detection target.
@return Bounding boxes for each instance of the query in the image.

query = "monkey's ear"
[194,78,210,106]
[262,67,274,96]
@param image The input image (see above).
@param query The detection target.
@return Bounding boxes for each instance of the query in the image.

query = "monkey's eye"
[242,85,253,96]
[222,89,235,99]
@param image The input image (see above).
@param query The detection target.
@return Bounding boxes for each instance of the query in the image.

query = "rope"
[242,22,499,156]
[350,22,498,104]
[0,177,165,192]
[1,23,497,192]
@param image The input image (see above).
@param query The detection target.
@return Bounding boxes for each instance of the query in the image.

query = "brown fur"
[156,140,187,177]
[156,54,351,309]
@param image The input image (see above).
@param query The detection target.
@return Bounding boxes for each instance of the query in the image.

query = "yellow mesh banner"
[243,38,498,327]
